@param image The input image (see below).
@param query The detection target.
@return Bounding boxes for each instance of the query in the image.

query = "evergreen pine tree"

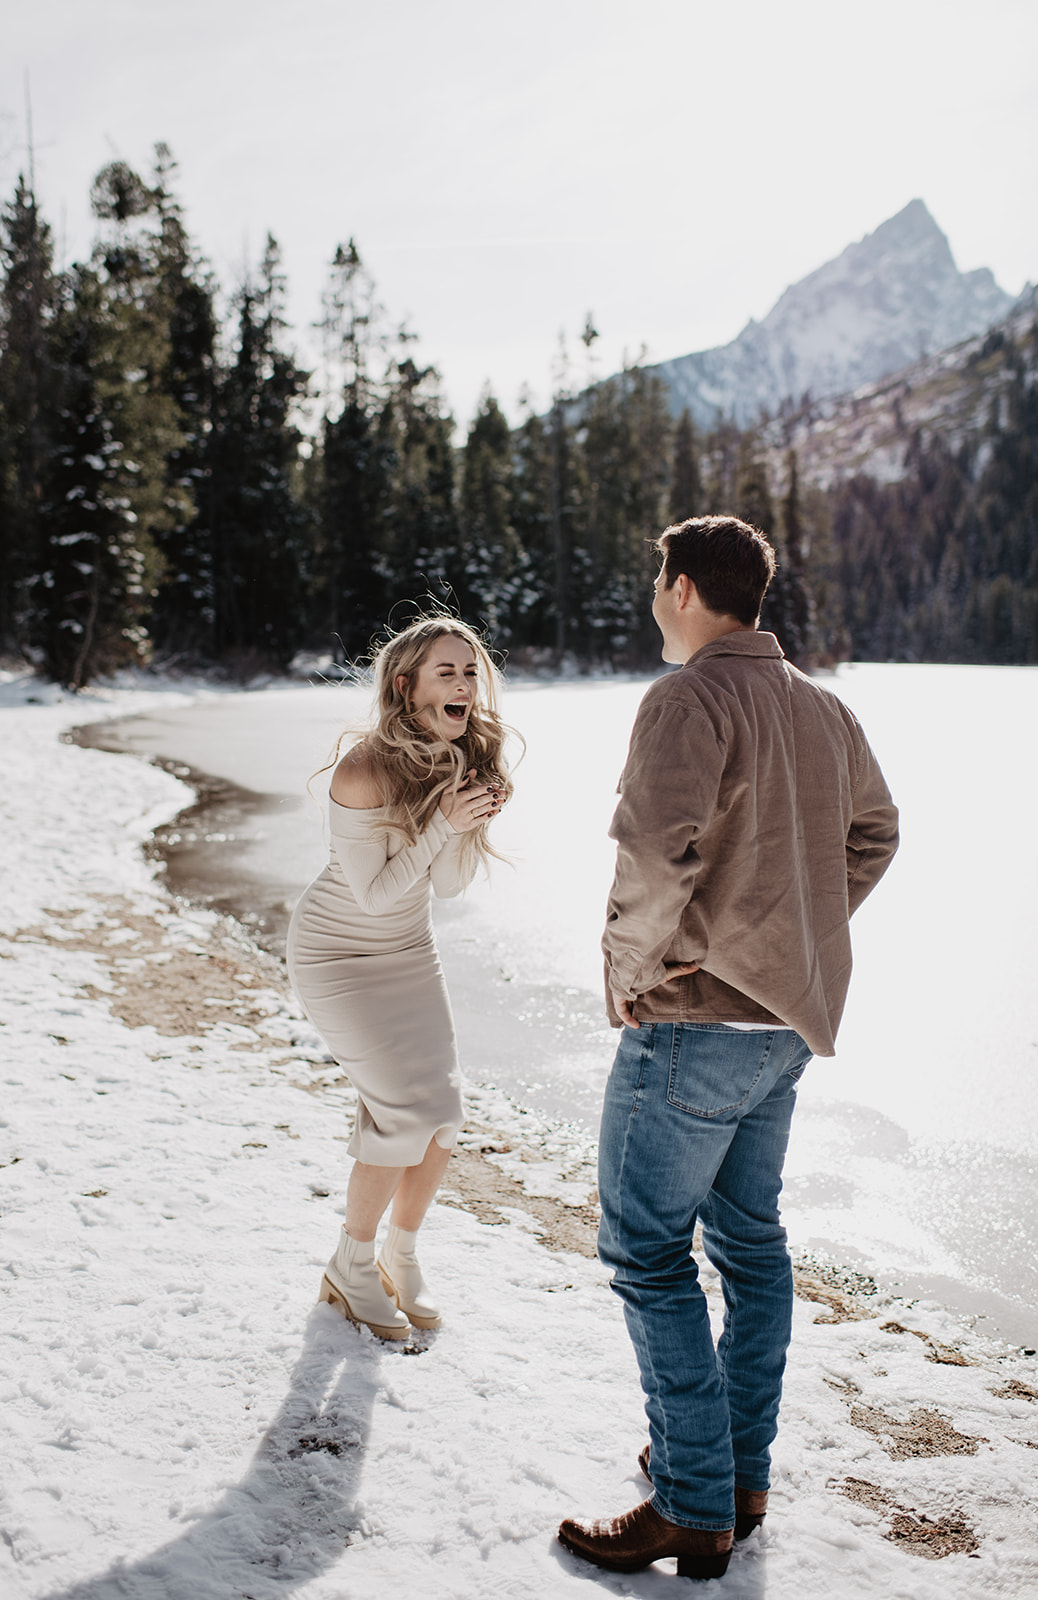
[700,418,742,512]
[668,409,702,523]
[37,264,155,685]
[968,339,1038,661]
[732,431,809,667]
[206,236,311,665]
[580,360,672,662]
[377,354,459,616]
[774,449,813,664]
[0,174,56,655]
[76,159,188,659]
[732,428,774,540]
[25,156,193,685]
[508,396,557,655]
[547,332,579,656]
[145,144,218,657]
[311,240,392,657]
[458,388,526,641]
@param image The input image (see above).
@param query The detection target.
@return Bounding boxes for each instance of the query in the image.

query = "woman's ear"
[394,673,409,700]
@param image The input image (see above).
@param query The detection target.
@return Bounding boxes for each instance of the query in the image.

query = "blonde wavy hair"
[324,617,517,872]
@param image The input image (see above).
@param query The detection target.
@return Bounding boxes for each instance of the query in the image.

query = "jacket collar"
[685,630,784,667]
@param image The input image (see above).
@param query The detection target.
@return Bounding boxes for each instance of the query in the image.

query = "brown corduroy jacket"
[602,631,899,1057]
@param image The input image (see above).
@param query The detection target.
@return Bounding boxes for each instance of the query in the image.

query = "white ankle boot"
[378,1224,442,1329]
[319,1227,411,1340]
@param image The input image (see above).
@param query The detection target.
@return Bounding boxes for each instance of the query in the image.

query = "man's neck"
[679,615,755,663]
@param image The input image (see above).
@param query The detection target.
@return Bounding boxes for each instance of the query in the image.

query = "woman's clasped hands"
[439,768,504,832]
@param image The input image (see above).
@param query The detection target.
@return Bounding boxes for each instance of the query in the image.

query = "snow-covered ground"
[1,671,1037,1599]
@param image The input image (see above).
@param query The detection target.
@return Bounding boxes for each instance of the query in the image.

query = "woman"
[287,617,513,1340]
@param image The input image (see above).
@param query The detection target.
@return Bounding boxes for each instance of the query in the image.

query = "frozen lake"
[81,664,1038,1347]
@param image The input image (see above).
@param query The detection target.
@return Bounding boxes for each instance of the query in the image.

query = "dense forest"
[1,148,1035,686]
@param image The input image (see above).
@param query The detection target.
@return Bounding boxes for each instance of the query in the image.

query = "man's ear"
[673,573,695,611]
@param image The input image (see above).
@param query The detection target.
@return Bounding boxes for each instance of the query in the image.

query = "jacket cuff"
[607,951,667,1000]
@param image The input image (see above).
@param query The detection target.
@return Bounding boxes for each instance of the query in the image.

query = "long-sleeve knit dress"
[286,798,475,1166]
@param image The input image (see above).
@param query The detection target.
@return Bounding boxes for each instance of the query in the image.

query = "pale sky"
[2,0,1036,427]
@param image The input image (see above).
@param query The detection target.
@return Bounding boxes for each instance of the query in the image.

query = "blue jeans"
[597,1022,812,1531]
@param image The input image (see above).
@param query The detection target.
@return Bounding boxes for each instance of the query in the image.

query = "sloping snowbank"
[0,673,1035,1599]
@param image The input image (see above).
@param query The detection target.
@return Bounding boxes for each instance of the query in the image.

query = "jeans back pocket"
[666,1024,770,1118]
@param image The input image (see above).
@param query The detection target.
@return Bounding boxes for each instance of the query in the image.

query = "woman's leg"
[343,1135,451,1241]
[322,1160,411,1338]
[344,1161,405,1242]
[374,1137,452,1329]
[390,1136,452,1230]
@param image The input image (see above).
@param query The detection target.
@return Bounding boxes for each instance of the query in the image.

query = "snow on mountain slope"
[763,286,1038,489]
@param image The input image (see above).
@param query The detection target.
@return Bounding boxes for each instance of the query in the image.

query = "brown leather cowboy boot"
[558,1497,733,1580]
[638,1444,768,1541]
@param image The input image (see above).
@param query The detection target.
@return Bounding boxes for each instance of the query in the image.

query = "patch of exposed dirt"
[994,1378,1038,1403]
[440,1139,600,1259]
[848,1402,984,1461]
[793,1261,879,1323]
[823,1374,862,1398]
[837,1477,980,1560]
[12,899,286,1041]
[881,1320,973,1366]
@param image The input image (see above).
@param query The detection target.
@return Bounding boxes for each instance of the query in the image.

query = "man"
[558,516,898,1582]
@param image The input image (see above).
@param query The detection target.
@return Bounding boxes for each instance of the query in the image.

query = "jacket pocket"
[666,1025,769,1118]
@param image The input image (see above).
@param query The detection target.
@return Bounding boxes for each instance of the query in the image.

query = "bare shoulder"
[329,743,385,809]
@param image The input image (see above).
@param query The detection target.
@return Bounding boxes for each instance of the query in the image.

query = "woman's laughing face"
[398,636,479,741]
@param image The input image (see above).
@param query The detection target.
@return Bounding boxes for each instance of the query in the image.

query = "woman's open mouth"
[443,702,469,723]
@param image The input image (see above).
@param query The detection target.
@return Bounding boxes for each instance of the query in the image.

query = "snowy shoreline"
[1,672,1036,1598]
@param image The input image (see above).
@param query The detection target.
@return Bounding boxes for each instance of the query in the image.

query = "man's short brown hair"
[655,515,776,626]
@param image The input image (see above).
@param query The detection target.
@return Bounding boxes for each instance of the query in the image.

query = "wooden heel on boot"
[318,1270,411,1341]
[318,1274,345,1312]
[676,1547,732,1580]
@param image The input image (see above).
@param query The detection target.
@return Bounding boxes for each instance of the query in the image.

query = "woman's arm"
[331,808,456,914]
[430,830,478,899]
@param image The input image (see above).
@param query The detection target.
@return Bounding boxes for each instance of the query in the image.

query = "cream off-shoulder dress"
[287,799,475,1166]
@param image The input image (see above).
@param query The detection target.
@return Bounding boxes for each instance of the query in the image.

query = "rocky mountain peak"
[866,196,948,253]
[651,201,1014,426]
